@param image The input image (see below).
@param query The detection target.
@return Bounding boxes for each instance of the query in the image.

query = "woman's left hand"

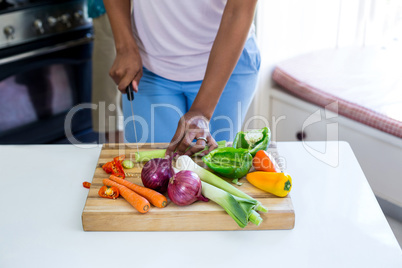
[165,111,218,157]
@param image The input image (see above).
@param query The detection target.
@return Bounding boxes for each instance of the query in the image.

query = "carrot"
[103,179,150,214]
[109,174,168,208]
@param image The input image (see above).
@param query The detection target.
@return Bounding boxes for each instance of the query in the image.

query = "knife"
[126,82,140,156]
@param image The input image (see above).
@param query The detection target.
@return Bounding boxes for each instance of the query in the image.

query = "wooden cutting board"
[82,143,295,231]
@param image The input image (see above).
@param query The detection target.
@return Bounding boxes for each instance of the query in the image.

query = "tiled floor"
[385,215,402,249]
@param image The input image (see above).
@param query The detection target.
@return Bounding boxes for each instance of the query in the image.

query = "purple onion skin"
[168,170,208,206]
[141,158,174,193]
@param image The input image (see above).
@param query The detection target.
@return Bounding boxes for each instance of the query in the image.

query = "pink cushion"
[272,47,402,138]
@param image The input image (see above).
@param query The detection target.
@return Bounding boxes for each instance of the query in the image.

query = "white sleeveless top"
[131,0,254,81]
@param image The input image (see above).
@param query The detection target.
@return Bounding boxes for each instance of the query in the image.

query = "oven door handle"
[0,35,93,65]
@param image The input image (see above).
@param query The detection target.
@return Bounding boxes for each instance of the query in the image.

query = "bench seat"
[272,47,402,138]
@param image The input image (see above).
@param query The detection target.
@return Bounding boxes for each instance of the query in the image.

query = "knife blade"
[126,82,140,156]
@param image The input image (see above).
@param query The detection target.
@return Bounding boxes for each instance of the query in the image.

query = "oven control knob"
[60,14,71,28]
[74,10,83,21]
[47,16,57,27]
[3,25,15,39]
[33,19,45,34]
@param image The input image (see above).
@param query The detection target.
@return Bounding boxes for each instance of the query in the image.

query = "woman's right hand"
[109,46,143,93]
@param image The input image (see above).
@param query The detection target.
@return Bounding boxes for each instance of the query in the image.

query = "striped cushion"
[272,47,402,138]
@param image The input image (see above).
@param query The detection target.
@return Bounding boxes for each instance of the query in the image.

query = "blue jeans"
[123,35,261,143]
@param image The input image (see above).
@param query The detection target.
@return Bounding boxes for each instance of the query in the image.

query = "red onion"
[167,170,209,206]
[141,158,174,193]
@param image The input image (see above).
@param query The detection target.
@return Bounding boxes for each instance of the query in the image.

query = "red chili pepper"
[102,162,113,173]
[114,160,125,178]
[114,155,126,162]
[102,155,126,178]
[111,161,120,174]
[82,181,91,189]
[98,186,120,199]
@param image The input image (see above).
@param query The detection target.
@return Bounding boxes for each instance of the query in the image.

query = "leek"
[201,181,248,227]
[176,155,268,213]
[134,140,227,162]
[232,195,263,226]
[201,182,262,227]
[249,210,263,226]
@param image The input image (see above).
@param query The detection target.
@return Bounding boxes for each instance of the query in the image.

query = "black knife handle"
[126,83,135,101]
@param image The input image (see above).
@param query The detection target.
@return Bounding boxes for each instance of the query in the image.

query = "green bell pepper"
[232,127,270,156]
[202,147,253,180]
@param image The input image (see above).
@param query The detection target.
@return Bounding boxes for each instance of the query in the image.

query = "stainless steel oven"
[0,0,95,144]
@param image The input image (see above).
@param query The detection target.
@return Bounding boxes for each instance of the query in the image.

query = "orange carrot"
[103,179,150,214]
[109,174,168,208]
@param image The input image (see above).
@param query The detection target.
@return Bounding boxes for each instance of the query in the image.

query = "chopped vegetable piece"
[109,175,168,208]
[103,179,150,213]
[246,171,292,197]
[82,181,91,189]
[98,185,119,199]
[176,155,268,212]
[113,155,125,162]
[122,159,135,169]
[113,160,125,178]
[202,147,252,179]
[232,127,270,156]
[231,179,243,186]
[102,162,113,173]
[102,156,126,179]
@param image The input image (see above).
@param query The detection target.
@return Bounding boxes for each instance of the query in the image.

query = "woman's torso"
[131,0,255,81]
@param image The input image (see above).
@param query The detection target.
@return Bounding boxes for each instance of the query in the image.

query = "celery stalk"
[201,181,249,228]
[176,155,268,213]
[134,149,166,162]
[134,140,227,162]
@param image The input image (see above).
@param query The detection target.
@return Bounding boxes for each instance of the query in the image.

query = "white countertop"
[0,141,401,268]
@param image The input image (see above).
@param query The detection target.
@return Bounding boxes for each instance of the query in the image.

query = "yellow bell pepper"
[246,171,292,197]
